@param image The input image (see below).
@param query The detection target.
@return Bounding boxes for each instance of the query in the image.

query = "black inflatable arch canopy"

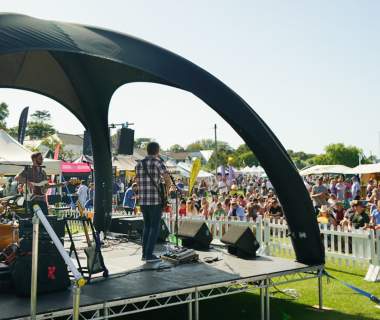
[0,13,324,265]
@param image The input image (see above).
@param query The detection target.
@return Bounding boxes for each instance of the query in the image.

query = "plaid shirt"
[135,156,168,206]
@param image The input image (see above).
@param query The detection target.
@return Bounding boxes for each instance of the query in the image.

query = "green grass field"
[120,261,380,320]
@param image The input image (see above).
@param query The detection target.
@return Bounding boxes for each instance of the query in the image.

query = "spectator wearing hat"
[228,198,245,221]
[332,201,345,225]
[350,201,370,229]
[317,205,336,227]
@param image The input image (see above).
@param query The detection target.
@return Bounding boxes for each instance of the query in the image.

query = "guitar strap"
[142,159,165,206]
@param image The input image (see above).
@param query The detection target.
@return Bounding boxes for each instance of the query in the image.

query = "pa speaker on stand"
[117,128,134,155]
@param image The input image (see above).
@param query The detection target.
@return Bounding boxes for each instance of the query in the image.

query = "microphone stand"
[168,173,180,247]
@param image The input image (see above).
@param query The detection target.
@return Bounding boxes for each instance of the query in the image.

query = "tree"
[7,126,18,139]
[287,149,316,169]
[308,143,369,167]
[27,121,56,140]
[26,109,56,139]
[169,144,185,152]
[31,110,51,121]
[232,144,259,167]
[0,102,9,130]
[186,139,231,152]
[134,137,153,149]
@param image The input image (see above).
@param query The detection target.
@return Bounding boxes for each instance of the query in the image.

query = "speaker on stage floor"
[109,217,169,242]
[221,225,260,259]
[178,220,212,250]
[117,128,134,155]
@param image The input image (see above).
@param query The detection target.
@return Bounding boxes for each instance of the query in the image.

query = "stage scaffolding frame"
[14,265,323,320]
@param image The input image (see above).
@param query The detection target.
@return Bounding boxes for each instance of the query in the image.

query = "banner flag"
[54,144,61,160]
[189,158,201,194]
[17,107,29,144]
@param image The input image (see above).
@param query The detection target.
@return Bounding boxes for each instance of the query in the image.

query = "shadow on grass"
[120,292,375,320]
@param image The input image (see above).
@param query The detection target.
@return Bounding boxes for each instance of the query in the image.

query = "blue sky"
[1,1,379,157]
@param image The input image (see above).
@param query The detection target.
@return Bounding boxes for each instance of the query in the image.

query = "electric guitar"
[24,180,67,201]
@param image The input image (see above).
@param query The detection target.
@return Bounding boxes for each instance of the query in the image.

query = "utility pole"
[214,124,218,176]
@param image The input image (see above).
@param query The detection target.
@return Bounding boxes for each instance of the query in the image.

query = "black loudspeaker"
[178,220,212,250]
[12,253,70,296]
[117,128,134,155]
[221,225,260,259]
[109,217,169,242]
[83,130,93,156]
[19,216,65,240]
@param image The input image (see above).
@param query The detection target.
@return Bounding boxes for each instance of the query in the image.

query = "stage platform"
[0,238,324,320]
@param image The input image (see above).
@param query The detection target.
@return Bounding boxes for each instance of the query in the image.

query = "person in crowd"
[366,179,375,198]
[329,178,337,196]
[218,176,228,196]
[223,197,231,212]
[317,205,336,227]
[178,199,187,217]
[238,194,247,208]
[198,179,207,198]
[85,183,95,209]
[209,195,218,216]
[266,198,284,219]
[350,201,370,229]
[123,182,138,215]
[135,142,172,263]
[351,176,361,200]
[200,197,210,219]
[332,201,345,225]
[76,180,89,208]
[335,176,346,202]
[246,202,259,221]
[186,198,198,216]
[213,202,226,218]
[118,178,125,205]
[327,193,337,206]
[311,176,328,214]
[228,198,245,221]
[370,200,380,229]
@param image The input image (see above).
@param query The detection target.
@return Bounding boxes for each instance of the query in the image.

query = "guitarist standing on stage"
[135,142,172,263]
[15,152,49,215]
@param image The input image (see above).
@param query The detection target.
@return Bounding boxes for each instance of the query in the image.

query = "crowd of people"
[122,174,284,222]
[306,175,380,230]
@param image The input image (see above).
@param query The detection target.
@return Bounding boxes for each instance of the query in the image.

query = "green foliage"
[7,126,19,139]
[41,136,75,161]
[186,139,231,152]
[27,121,56,139]
[0,102,9,129]
[31,110,51,121]
[308,143,371,167]
[134,137,153,149]
[169,144,185,152]
[287,149,316,169]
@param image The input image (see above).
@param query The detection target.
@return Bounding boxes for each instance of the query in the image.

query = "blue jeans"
[141,205,162,259]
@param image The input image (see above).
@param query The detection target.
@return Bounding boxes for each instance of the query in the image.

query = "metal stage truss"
[8,264,323,320]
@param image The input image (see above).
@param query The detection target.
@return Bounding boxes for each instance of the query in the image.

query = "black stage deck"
[0,240,316,320]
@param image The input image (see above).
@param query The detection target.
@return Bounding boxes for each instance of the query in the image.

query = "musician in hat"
[15,152,49,215]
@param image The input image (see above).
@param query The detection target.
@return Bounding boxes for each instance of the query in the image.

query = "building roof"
[55,132,83,146]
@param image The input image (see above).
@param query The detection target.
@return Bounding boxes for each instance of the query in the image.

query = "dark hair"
[31,152,42,161]
[147,142,160,155]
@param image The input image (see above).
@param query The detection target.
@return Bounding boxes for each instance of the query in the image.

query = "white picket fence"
[163,214,380,270]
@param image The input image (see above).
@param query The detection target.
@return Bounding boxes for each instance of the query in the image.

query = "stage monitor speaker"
[83,130,93,156]
[178,220,212,250]
[109,217,169,242]
[221,225,260,259]
[117,128,134,155]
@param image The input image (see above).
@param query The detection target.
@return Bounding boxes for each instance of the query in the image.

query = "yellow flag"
[189,158,201,194]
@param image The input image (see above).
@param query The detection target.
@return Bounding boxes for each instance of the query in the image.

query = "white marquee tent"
[299,164,352,176]
[350,163,380,175]
[0,130,61,175]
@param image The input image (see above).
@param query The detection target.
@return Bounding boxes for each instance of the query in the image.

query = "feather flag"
[17,107,29,144]
[189,158,201,194]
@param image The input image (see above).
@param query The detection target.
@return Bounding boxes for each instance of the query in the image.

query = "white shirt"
[77,184,89,206]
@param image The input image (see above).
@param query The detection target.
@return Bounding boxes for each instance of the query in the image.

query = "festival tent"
[299,165,352,176]
[0,130,61,175]
[61,162,91,173]
[112,155,137,171]
[350,163,380,175]
[177,162,214,179]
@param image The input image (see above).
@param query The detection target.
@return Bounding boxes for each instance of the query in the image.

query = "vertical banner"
[54,143,61,160]
[17,106,29,144]
[189,158,201,194]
